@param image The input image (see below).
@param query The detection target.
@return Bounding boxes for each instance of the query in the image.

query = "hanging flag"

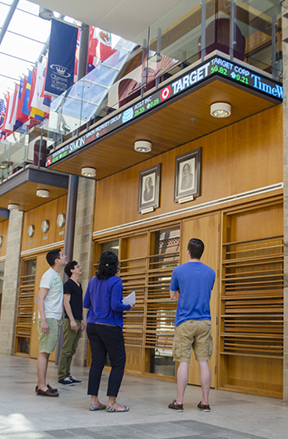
[74,27,80,82]
[28,67,37,113]
[0,98,5,131]
[9,83,19,130]
[31,58,51,114]
[0,99,7,141]
[15,76,29,126]
[2,93,14,135]
[45,18,78,96]
[87,27,118,72]
[22,70,33,116]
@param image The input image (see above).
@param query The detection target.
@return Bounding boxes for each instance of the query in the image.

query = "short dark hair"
[46,249,61,267]
[65,260,77,278]
[187,238,204,259]
[96,251,119,280]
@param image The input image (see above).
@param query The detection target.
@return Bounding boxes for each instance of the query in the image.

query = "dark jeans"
[86,323,126,397]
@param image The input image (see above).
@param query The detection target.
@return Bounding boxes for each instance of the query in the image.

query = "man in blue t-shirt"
[168,238,215,413]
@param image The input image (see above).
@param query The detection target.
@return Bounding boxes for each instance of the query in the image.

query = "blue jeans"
[87,323,126,397]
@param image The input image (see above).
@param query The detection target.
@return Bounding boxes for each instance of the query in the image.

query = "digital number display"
[47,55,282,167]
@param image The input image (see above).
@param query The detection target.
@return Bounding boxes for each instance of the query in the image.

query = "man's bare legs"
[174,361,210,406]
[175,361,189,405]
[37,352,50,391]
[198,360,211,405]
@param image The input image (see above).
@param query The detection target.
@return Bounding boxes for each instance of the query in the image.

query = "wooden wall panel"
[22,196,67,252]
[0,220,8,258]
[94,105,282,233]
[228,203,283,243]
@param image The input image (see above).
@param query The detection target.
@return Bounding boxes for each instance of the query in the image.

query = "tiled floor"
[0,354,287,439]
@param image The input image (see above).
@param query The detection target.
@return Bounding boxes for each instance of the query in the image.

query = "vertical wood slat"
[221,236,283,357]
[14,259,36,354]
[120,231,180,352]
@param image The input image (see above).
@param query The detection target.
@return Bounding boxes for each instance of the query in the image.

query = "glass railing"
[0,0,282,181]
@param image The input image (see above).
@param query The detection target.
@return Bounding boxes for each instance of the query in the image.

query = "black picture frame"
[138,163,161,213]
[174,147,202,203]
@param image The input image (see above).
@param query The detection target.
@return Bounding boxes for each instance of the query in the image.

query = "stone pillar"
[0,210,23,355]
[283,6,288,401]
[72,177,96,366]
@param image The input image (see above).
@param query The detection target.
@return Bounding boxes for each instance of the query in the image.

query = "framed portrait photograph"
[138,163,161,213]
[174,147,202,203]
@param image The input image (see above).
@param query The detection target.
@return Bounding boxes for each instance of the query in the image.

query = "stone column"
[283,6,288,401]
[0,210,23,355]
[72,177,96,366]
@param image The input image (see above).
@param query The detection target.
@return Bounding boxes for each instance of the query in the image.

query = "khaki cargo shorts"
[38,318,61,354]
[172,319,213,362]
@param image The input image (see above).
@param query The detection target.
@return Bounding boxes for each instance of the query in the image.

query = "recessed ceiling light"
[134,140,152,153]
[36,189,49,198]
[81,167,96,177]
[210,102,231,118]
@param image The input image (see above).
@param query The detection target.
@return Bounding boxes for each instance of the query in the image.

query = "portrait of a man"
[143,175,154,202]
[138,164,161,213]
[180,162,194,191]
[174,148,201,203]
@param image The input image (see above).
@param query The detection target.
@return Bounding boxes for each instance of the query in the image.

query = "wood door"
[29,252,61,361]
[181,213,220,388]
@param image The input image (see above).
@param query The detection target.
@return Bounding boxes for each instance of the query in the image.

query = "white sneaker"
[58,377,75,385]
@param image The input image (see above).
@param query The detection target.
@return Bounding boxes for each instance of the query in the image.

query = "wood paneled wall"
[0,220,8,258]
[21,196,67,253]
[94,105,283,233]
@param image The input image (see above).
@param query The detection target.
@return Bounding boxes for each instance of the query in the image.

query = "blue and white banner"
[45,19,78,96]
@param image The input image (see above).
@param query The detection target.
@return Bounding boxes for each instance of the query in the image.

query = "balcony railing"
[0,0,282,182]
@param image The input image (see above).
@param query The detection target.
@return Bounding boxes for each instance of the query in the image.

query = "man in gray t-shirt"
[36,249,67,397]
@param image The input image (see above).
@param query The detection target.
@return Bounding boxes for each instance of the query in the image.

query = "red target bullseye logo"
[161,86,171,101]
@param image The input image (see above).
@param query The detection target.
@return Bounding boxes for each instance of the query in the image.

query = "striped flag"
[9,83,19,130]
[16,76,29,126]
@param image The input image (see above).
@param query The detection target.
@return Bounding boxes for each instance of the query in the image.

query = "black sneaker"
[69,375,82,384]
[197,401,211,412]
[58,377,75,386]
[168,399,184,411]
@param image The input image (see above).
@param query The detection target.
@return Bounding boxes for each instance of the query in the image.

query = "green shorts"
[172,319,213,362]
[38,318,61,354]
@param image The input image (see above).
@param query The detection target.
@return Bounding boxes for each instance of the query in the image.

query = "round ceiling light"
[134,140,152,153]
[39,7,54,20]
[81,167,96,177]
[36,189,50,198]
[8,204,19,211]
[210,102,231,118]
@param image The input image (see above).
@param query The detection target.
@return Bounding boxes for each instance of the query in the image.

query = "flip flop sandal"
[106,405,129,412]
[90,404,106,411]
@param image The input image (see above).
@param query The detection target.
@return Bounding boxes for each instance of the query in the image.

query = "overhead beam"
[0,0,19,46]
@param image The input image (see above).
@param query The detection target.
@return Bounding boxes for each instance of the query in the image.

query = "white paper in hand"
[123,291,136,305]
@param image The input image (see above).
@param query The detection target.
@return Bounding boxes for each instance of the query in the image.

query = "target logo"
[161,86,171,101]
[46,157,52,166]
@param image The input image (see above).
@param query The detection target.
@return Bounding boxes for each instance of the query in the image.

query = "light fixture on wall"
[8,204,19,211]
[36,189,50,198]
[81,167,96,177]
[210,102,231,118]
[134,140,152,153]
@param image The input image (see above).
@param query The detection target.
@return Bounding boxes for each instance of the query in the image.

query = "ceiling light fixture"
[210,102,231,118]
[81,167,96,177]
[134,140,152,153]
[8,204,19,211]
[36,189,50,198]
[39,7,54,20]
